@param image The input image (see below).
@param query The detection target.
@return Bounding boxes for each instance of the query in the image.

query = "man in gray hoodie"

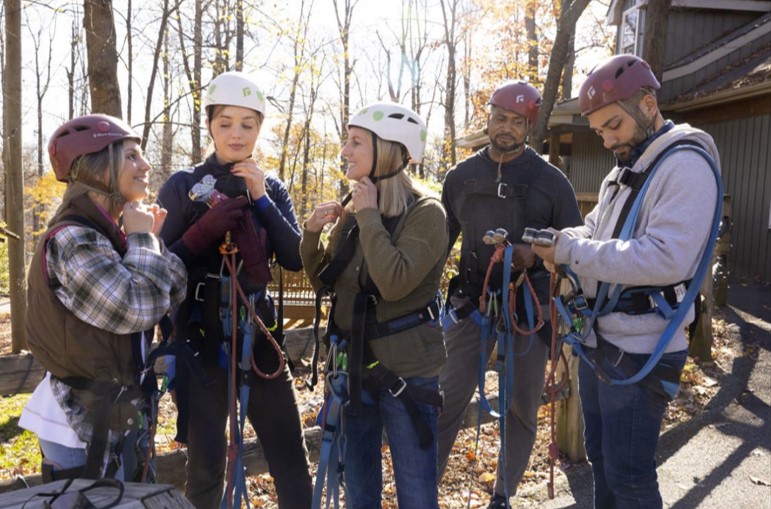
[533,54,721,509]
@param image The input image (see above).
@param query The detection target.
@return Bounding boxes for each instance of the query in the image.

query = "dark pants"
[185,360,312,509]
[579,348,687,509]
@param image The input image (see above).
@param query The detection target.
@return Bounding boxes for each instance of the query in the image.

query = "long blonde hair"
[51,142,125,224]
[373,136,424,217]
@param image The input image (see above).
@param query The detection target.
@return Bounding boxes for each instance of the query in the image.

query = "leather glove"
[232,213,272,286]
[182,196,248,254]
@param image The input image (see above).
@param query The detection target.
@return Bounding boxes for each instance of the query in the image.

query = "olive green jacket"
[301,197,448,378]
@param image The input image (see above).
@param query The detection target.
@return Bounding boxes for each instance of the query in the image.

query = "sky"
[12,0,613,166]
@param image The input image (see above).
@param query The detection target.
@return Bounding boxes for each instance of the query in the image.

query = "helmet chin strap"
[342,133,407,207]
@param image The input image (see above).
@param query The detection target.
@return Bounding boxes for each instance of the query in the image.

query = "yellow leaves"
[478,471,496,484]
[25,171,64,207]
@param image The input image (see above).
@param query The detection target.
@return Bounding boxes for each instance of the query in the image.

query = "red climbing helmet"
[48,114,141,182]
[579,54,660,116]
[488,80,542,126]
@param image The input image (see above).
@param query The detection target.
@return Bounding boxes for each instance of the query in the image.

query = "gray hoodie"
[555,123,721,354]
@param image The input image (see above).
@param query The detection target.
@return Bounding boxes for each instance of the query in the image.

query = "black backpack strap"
[611,140,703,239]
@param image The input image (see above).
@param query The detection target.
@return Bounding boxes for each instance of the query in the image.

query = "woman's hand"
[351,176,378,212]
[122,201,155,235]
[147,203,168,236]
[231,158,266,200]
[306,201,343,233]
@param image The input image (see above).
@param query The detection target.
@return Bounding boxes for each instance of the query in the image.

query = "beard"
[611,124,649,162]
[490,134,523,154]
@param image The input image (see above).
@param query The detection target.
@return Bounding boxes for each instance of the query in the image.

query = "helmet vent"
[406,117,419,125]
[388,113,405,120]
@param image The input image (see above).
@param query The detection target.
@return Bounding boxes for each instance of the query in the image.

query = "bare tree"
[3,0,26,352]
[175,0,204,162]
[67,15,79,120]
[332,0,358,198]
[159,21,175,183]
[235,0,244,70]
[531,0,592,154]
[126,0,133,122]
[525,0,538,78]
[83,0,122,116]
[141,0,181,150]
[26,10,54,239]
[439,0,460,167]
[278,0,313,182]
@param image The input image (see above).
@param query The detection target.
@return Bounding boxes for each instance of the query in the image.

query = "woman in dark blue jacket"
[158,71,312,509]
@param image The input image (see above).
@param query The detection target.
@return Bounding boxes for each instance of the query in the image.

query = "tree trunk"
[3,0,27,353]
[333,0,355,201]
[531,0,591,154]
[642,0,672,81]
[440,0,458,168]
[68,19,77,120]
[126,0,132,123]
[525,0,538,78]
[235,0,244,71]
[141,0,176,150]
[83,0,122,117]
[160,27,173,183]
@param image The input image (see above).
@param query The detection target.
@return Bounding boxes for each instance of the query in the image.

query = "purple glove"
[182,196,248,254]
[232,213,272,286]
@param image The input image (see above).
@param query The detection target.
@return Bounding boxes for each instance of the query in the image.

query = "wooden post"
[689,195,732,362]
[555,350,586,461]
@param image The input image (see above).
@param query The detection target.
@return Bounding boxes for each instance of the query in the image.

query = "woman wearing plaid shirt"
[21,114,187,481]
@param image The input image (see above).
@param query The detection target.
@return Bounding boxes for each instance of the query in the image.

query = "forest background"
[0,0,620,349]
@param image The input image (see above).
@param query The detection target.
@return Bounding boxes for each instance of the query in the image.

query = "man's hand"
[531,228,562,273]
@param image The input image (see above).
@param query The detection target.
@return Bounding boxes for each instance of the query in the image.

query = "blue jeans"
[38,438,126,481]
[579,348,687,509]
[344,375,439,509]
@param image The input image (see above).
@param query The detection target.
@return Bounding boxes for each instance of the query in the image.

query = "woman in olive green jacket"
[301,102,447,509]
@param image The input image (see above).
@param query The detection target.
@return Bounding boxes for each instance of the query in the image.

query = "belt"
[588,282,687,315]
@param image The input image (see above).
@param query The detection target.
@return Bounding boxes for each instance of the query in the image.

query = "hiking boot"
[486,494,510,509]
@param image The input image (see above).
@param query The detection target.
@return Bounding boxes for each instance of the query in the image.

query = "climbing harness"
[552,142,723,396]
[188,176,286,509]
[308,198,445,509]
[36,214,177,483]
[461,228,544,509]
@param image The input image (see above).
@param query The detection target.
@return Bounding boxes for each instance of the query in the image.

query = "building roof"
[552,7,771,123]
[671,42,771,109]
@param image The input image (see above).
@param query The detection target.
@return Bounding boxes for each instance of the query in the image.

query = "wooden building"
[548,0,771,283]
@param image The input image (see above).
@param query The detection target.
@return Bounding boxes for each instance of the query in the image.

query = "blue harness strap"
[470,245,541,508]
[312,337,348,509]
[556,144,723,390]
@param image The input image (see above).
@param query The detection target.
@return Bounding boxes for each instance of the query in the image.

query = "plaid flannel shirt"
[46,224,186,466]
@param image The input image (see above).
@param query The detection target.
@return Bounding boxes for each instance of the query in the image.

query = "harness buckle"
[388,377,408,398]
[572,293,588,312]
[194,273,221,302]
[497,183,508,199]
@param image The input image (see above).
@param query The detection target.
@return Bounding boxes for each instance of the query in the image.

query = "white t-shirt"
[19,372,86,449]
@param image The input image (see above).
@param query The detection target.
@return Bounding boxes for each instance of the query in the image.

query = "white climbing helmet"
[204,71,267,116]
[348,102,427,164]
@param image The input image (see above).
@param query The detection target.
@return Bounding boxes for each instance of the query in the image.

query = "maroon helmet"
[48,114,141,182]
[579,54,660,116]
[489,80,542,126]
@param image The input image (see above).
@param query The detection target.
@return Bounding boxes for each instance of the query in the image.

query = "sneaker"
[486,494,509,509]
